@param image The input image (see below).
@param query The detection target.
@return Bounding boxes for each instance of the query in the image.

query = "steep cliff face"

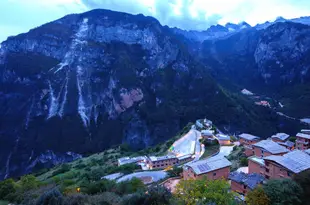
[199,21,310,118]
[0,9,278,179]
[1,9,307,179]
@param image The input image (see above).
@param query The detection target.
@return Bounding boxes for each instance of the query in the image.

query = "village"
[103,118,310,201]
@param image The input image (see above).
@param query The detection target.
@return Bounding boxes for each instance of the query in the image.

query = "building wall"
[149,158,178,169]
[183,166,230,180]
[239,138,259,146]
[248,160,264,175]
[219,140,231,145]
[231,181,247,195]
[245,147,254,157]
[264,160,293,180]
[272,138,284,143]
[253,146,287,158]
[296,137,310,150]
[253,147,272,158]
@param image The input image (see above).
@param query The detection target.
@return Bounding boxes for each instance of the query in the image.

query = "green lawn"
[201,144,220,159]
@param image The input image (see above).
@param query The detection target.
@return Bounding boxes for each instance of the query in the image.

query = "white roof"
[253,140,289,154]
[264,150,310,173]
[118,156,146,165]
[301,129,310,134]
[185,156,231,175]
[297,133,310,139]
[239,133,260,141]
[217,134,230,141]
[149,155,177,162]
[249,156,265,166]
[201,130,214,136]
[271,133,290,141]
[177,154,193,160]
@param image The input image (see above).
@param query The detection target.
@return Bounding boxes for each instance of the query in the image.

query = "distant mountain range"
[0,9,309,179]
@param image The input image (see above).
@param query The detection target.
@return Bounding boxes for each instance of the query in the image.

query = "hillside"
[0,9,295,179]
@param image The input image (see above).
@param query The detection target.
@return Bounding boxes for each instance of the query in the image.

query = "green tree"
[174,178,235,205]
[240,157,248,166]
[116,178,145,195]
[0,178,18,201]
[263,179,303,205]
[167,166,183,177]
[246,186,270,205]
[293,169,310,205]
[122,186,172,205]
[35,188,64,205]
[20,175,41,191]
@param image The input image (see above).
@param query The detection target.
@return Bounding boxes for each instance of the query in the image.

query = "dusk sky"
[1,0,310,42]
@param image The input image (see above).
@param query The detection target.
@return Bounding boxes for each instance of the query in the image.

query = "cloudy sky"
[1,0,310,42]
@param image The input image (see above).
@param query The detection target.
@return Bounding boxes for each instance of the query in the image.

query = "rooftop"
[301,129,310,134]
[118,156,146,165]
[239,133,260,141]
[185,156,231,175]
[229,171,265,190]
[216,134,230,141]
[305,149,310,155]
[249,156,265,166]
[297,133,310,140]
[253,140,289,154]
[264,150,310,174]
[177,154,193,160]
[277,140,295,148]
[271,133,290,141]
[149,155,177,162]
[201,129,214,136]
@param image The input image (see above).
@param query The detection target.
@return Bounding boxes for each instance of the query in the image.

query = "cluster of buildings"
[182,129,310,197]
[118,154,194,170]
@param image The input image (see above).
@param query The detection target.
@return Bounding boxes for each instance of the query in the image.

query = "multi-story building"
[147,155,178,169]
[239,134,260,157]
[177,154,194,164]
[183,156,231,180]
[229,172,265,195]
[271,133,290,143]
[216,134,231,145]
[263,150,310,179]
[295,132,310,150]
[249,150,310,180]
[117,156,147,166]
[252,140,289,158]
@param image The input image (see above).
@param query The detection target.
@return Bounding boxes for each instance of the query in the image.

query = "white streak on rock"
[47,81,59,119]
[58,76,69,117]
[53,18,89,73]
[77,65,89,127]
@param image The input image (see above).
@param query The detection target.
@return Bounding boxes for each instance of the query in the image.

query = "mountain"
[0,9,288,179]
[199,21,310,118]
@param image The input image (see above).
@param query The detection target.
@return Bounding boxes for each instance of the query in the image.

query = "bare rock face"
[1,9,305,179]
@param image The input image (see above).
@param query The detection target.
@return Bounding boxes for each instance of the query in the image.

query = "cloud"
[1,0,310,42]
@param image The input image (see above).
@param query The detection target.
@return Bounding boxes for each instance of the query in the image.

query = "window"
[213,172,216,176]
[265,168,269,173]
[287,171,292,176]
[244,185,247,189]
[265,175,270,179]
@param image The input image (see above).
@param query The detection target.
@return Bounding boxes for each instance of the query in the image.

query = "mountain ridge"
[0,9,307,180]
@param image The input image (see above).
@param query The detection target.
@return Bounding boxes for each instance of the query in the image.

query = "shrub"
[20,175,41,191]
[0,178,18,201]
[35,188,64,205]
[52,164,71,176]
[63,194,89,205]
[240,157,248,166]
